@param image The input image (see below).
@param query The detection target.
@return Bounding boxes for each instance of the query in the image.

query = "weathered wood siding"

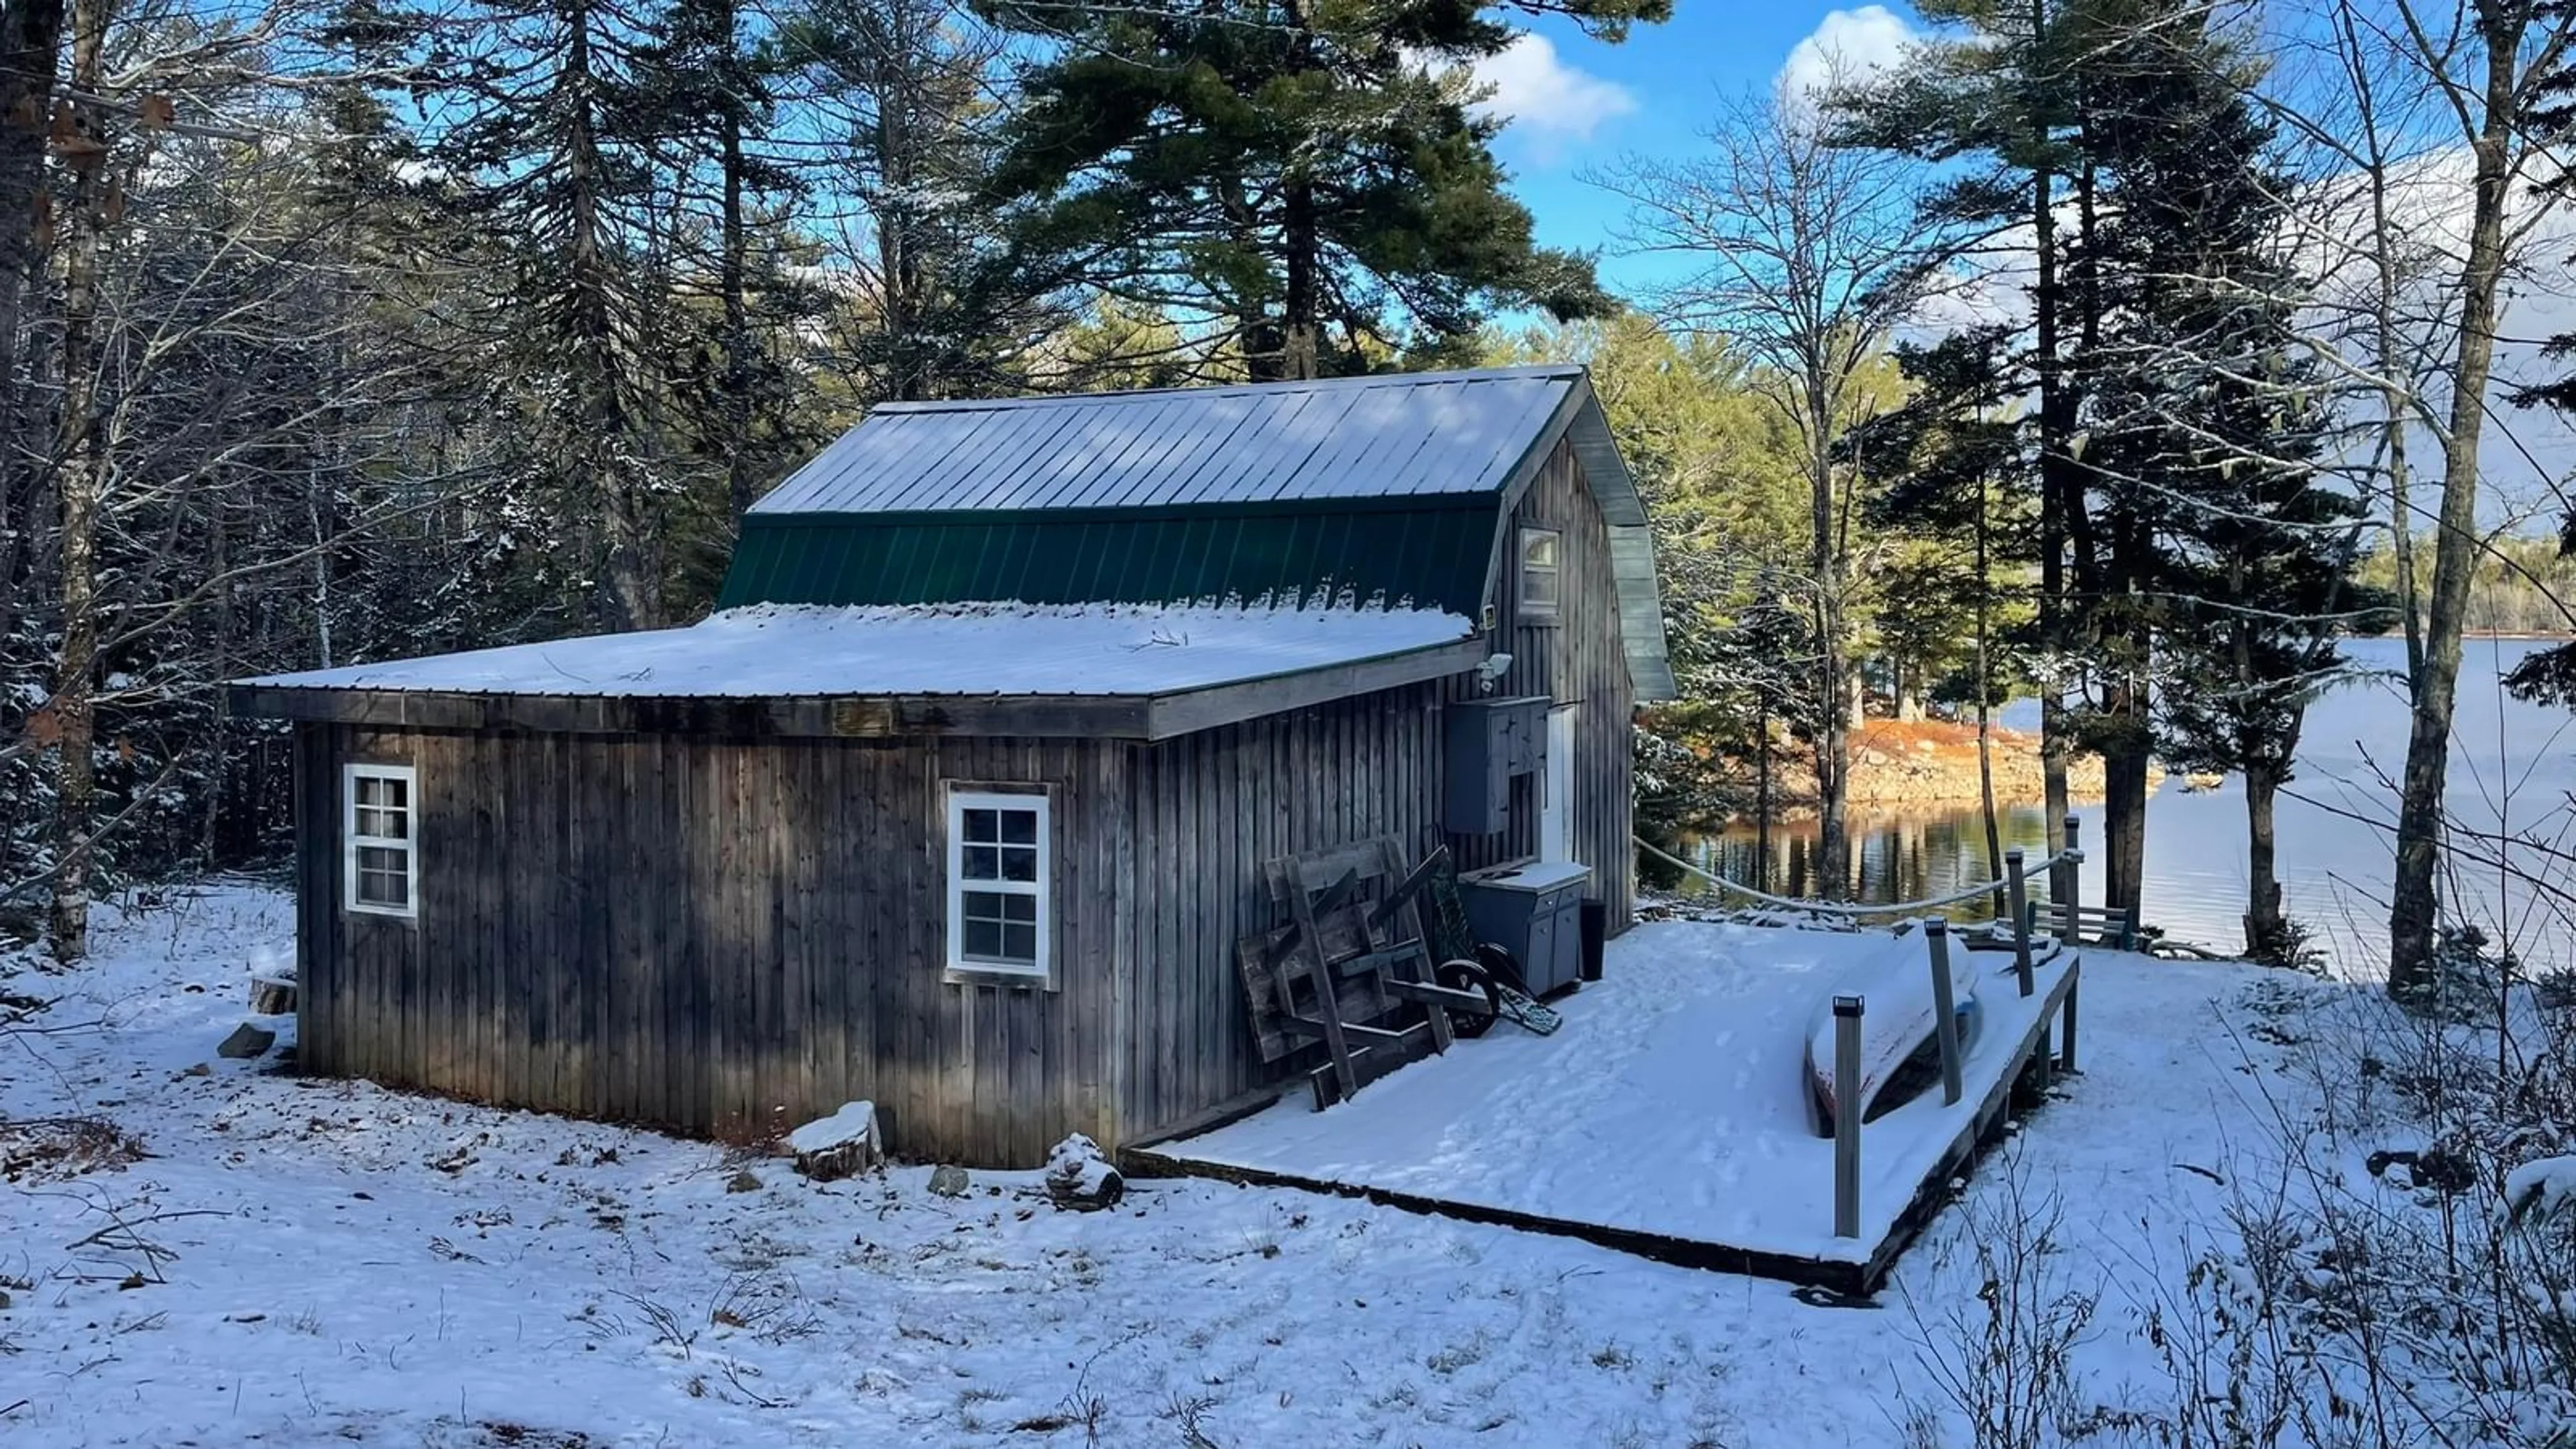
[1114,682,1445,1142]
[294,721,1124,1167]
[1110,427,1641,1142]
[1446,437,1639,932]
[288,440,1641,1159]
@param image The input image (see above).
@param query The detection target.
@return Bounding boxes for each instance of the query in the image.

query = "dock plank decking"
[1127,922,2084,1296]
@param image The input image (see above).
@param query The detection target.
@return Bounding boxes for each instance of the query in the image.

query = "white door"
[1542,704,1578,863]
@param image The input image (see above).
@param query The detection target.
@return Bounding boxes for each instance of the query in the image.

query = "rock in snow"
[786,1101,881,1183]
[1044,1134,1124,1212]
[215,1022,274,1059]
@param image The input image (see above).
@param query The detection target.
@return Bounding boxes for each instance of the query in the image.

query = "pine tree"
[2080,1,2387,958]
[647,0,813,523]
[979,0,1658,379]
[1837,0,2098,882]
[787,0,1058,405]
[415,0,702,631]
[1856,329,2030,910]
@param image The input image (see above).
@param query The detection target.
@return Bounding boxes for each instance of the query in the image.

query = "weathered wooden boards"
[1444,437,1636,935]
[292,682,1465,1165]
[1129,955,2087,1299]
[296,724,1122,1167]
[1232,839,1489,1111]
[284,444,1646,1163]
[1118,684,1448,1141]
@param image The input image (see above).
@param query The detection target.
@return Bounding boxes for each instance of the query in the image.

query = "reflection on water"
[1658,636,2576,974]
[1670,804,2072,925]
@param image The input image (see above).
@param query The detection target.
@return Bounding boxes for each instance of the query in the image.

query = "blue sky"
[1473,4,1924,299]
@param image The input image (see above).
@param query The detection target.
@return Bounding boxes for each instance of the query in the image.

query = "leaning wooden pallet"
[1234,838,1495,1110]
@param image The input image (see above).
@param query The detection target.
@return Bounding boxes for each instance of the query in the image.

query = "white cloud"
[1464,34,1638,161]
[1780,6,1920,100]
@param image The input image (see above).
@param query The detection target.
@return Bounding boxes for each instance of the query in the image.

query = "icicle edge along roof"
[720,365,1677,701]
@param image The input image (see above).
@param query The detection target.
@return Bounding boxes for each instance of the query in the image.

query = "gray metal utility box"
[1456,860,1593,996]
[1443,694,1549,834]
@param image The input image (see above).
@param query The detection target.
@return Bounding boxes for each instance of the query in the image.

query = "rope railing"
[1633,835,2085,918]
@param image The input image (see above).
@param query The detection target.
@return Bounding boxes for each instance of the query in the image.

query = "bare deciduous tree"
[1593,70,1951,896]
[2260,1,2575,996]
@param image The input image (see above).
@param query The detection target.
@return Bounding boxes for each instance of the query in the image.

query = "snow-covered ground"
[0,883,2365,1446]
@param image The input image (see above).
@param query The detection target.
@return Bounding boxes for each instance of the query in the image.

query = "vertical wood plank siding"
[1444,439,1639,933]
[1113,680,1447,1142]
[299,726,1124,1167]
[288,440,1641,1161]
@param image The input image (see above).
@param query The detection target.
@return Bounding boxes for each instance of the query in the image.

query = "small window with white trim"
[946,787,1050,979]
[344,763,417,918]
[1519,527,1562,621]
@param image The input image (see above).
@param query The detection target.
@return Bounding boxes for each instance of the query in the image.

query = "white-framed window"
[343,763,418,918]
[1519,526,1562,621]
[945,786,1050,980]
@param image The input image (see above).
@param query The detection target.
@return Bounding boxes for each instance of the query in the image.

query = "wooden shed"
[233,365,1674,1165]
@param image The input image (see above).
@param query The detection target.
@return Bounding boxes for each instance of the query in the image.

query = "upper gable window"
[947,787,1051,981]
[344,763,417,918]
[1519,527,1562,623]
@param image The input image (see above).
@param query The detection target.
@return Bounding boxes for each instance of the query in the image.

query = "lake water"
[1664,636,2576,973]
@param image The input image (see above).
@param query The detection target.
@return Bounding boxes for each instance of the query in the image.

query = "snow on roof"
[239,602,1479,700]
[750,365,1587,515]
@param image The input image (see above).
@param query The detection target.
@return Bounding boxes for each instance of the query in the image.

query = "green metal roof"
[714,496,1503,617]
[712,365,1676,701]
[749,366,1586,515]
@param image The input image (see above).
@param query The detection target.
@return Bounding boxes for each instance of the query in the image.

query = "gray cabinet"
[1443,694,1548,835]
[1456,860,1591,996]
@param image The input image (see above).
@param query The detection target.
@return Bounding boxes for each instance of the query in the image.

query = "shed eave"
[225,683,1165,738]
[225,633,1492,740]
[1560,384,1678,703]
[1141,633,1493,740]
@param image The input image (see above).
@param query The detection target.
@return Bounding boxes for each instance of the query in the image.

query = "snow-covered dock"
[1132,918,2082,1293]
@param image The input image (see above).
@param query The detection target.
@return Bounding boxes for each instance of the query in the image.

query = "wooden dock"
[1126,953,2083,1297]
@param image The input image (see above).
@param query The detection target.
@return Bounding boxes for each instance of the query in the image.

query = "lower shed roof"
[231,602,1487,741]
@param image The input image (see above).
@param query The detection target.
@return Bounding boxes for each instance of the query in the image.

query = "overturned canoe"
[1805,931,1982,1136]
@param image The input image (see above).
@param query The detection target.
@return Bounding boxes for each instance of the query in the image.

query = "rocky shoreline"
[1719,717,2163,818]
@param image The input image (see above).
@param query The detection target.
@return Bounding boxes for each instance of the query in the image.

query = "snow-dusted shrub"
[2157,932,2576,1448]
[1900,1163,2100,1449]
